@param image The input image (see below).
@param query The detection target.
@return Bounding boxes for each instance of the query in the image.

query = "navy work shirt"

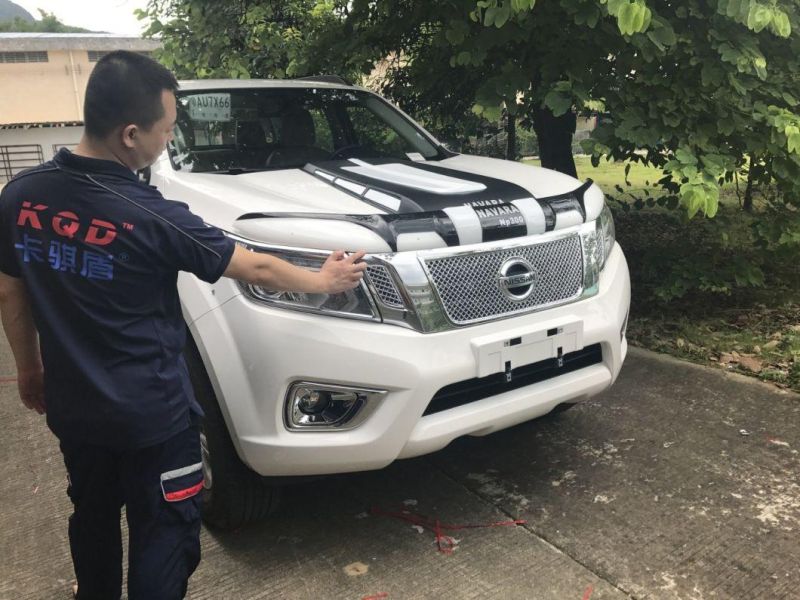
[0,149,235,448]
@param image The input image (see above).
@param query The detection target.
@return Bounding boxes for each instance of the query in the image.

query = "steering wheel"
[329,144,366,161]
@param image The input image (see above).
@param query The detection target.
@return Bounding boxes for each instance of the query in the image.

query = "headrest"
[280,108,316,147]
[236,121,267,148]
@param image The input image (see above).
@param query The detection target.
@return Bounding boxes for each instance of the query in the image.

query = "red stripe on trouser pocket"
[164,481,204,502]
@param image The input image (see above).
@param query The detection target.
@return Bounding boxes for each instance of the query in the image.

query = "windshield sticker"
[188,94,232,122]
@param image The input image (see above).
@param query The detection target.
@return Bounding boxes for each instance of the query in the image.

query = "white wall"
[0,125,83,160]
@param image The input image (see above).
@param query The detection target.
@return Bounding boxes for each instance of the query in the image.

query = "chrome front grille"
[366,265,405,308]
[423,235,584,324]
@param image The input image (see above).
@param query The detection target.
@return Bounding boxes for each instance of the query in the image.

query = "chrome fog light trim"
[284,381,387,431]
[621,308,629,341]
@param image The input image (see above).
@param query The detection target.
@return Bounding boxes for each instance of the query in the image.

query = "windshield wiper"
[213,167,271,175]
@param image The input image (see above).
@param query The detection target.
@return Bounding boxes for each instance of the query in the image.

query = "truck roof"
[177,79,357,92]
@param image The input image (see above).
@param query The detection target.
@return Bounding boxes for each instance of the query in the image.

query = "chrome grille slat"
[423,236,583,324]
[366,265,405,308]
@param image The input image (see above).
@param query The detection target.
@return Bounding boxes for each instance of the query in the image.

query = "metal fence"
[0,145,44,182]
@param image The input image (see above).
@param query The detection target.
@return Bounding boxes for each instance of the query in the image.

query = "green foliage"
[0,10,90,32]
[613,196,800,303]
[137,1,353,80]
[573,0,800,219]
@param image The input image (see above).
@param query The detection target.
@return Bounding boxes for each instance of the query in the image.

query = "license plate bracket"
[471,320,584,379]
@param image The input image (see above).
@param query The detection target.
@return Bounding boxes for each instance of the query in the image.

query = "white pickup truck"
[147,77,631,529]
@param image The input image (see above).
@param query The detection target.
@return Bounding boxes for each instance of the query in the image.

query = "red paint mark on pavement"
[766,436,790,447]
[0,376,17,384]
[362,594,389,600]
[582,585,594,600]
[371,506,526,555]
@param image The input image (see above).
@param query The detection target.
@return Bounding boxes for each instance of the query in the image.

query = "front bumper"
[189,243,631,477]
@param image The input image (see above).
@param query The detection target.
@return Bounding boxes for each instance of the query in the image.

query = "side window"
[309,109,334,152]
[347,106,408,157]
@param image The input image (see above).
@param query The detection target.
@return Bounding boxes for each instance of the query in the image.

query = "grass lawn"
[524,155,744,204]
[523,155,800,392]
[523,155,661,196]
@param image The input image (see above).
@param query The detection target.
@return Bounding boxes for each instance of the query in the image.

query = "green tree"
[138,1,350,80]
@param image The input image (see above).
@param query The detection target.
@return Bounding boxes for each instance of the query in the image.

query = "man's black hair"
[84,50,179,139]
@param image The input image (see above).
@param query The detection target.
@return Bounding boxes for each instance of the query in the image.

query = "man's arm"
[0,272,45,415]
[223,245,367,294]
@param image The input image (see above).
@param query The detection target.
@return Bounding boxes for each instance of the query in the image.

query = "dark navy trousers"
[60,424,203,600]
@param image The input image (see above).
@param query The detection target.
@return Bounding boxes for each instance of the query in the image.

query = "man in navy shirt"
[0,51,365,600]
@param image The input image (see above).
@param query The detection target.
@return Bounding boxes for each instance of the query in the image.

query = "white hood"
[152,154,604,253]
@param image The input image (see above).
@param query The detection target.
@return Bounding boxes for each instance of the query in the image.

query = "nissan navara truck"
[147,77,630,528]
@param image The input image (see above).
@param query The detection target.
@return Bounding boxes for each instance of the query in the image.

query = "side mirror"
[137,166,151,184]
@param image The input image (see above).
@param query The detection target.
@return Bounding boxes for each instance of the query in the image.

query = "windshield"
[170,87,443,173]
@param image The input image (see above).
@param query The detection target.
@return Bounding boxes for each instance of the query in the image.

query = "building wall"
[1,49,95,124]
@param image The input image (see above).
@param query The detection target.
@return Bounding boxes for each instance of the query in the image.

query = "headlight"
[580,201,616,297]
[239,246,379,321]
[596,203,615,270]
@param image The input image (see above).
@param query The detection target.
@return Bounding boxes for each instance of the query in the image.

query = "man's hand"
[224,245,368,294]
[18,367,45,415]
[318,250,367,294]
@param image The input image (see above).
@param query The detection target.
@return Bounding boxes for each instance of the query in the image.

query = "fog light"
[296,388,328,414]
[285,382,387,431]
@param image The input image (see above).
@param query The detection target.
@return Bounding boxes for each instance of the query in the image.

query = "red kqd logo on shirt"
[17,202,118,246]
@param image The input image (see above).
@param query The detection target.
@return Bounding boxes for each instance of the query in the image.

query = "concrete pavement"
[1,338,798,599]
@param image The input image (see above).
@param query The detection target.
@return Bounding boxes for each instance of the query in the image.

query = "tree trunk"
[505,112,517,161]
[743,171,753,212]
[532,106,578,178]
[743,155,759,212]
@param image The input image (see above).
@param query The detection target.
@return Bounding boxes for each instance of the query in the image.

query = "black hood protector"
[238,158,593,251]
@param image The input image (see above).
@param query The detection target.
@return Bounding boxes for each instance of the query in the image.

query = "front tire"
[184,336,281,530]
